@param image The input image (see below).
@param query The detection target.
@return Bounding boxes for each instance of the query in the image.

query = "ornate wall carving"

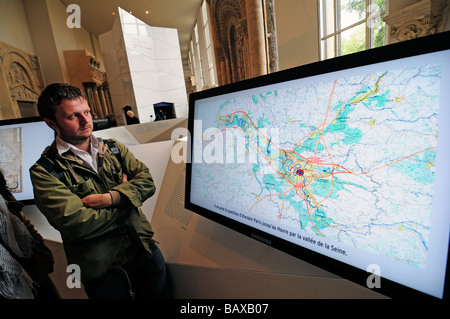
[384,0,448,42]
[0,41,45,120]
[208,0,278,86]
[210,0,246,84]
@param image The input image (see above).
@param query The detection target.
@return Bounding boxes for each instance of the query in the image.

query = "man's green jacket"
[29,138,156,283]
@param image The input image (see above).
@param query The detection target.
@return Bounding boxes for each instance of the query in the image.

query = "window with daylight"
[319,0,386,60]
[194,23,205,89]
[188,0,217,91]
[201,0,217,87]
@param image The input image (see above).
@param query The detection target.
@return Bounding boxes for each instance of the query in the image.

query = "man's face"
[46,97,93,146]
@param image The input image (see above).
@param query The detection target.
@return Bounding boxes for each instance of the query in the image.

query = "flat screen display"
[0,117,54,204]
[185,32,450,299]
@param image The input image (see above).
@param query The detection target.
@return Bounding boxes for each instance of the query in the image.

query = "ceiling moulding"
[383,0,448,41]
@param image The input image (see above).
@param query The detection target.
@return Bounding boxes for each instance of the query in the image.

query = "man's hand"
[81,193,112,209]
[82,174,128,208]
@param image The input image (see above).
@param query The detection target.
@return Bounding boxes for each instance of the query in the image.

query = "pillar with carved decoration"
[383,0,448,43]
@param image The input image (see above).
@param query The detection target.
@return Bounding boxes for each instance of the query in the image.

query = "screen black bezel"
[185,31,450,299]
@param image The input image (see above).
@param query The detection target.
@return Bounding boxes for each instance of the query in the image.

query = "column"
[102,83,114,116]
[83,82,98,118]
[265,0,279,73]
[92,85,104,118]
[245,0,267,77]
[97,85,109,117]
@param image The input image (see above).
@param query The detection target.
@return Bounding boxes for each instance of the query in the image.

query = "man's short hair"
[37,83,85,121]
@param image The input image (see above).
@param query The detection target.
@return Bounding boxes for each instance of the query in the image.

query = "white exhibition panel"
[128,140,174,222]
[99,8,188,125]
[119,8,189,121]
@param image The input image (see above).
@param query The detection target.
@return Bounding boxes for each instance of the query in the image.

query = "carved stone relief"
[210,0,247,84]
[384,0,448,42]
[208,0,278,86]
[0,41,45,120]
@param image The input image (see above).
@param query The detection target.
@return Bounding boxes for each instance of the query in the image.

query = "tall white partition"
[99,8,188,125]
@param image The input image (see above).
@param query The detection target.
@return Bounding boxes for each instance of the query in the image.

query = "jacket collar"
[43,135,107,167]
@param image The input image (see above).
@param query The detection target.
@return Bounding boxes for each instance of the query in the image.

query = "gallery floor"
[46,240,87,299]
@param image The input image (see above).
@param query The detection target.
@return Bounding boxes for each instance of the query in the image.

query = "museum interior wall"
[2,0,448,121]
[0,0,106,121]
[0,0,323,122]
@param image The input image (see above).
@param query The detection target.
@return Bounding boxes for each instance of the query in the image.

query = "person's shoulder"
[103,138,127,149]
[30,143,57,170]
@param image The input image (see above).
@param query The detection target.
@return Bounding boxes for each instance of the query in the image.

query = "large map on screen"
[193,62,441,269]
